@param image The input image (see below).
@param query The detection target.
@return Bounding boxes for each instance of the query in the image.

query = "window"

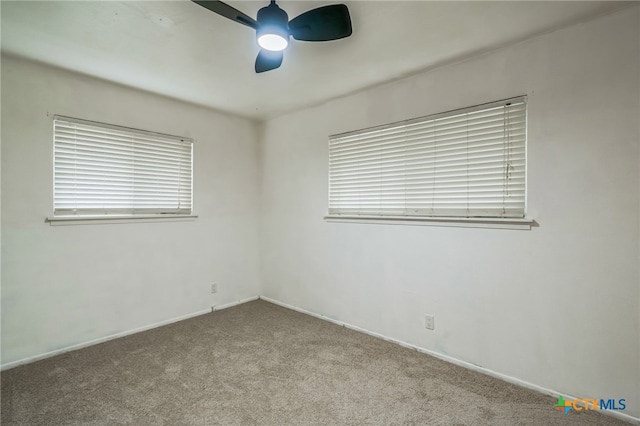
[53,116,193,218]
[328,97,526,220]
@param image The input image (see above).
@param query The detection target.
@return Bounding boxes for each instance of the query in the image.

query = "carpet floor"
[1,300,631,425]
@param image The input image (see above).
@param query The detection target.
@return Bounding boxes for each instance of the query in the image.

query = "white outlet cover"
[425,314,435,330]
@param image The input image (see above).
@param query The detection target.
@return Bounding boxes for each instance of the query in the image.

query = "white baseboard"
[213,296,259,311]
[1,296,259,371]
[259,296,640,425]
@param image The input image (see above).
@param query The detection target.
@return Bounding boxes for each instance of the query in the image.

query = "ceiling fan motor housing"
[256,1,290,43]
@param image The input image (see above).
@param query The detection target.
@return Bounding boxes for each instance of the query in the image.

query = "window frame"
[48,115,196,225]
[325,97,533,230]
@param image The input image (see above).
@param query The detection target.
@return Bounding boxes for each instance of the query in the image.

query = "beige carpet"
[1,300,630,425]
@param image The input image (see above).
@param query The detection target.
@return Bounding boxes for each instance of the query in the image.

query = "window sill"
[324,215,535,230]
[46,214,198,226]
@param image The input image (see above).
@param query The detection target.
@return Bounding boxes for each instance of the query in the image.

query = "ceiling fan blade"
[255,49,283,73]
[289,4,352,42]
[192,1,258,30]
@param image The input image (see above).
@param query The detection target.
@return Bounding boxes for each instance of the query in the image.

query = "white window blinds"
[53,116,193,217]
[328,97,526,219]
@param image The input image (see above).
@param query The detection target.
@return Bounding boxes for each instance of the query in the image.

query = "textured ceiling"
[1,1,630,120]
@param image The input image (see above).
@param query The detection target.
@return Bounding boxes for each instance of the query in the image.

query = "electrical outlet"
[425,314,435,330]
[211,283,217,294]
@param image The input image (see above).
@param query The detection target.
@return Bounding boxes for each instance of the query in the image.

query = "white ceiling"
[1,1,629,121]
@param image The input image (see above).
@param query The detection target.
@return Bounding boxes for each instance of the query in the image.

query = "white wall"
[1,55,262,365]
[260,7,640,419]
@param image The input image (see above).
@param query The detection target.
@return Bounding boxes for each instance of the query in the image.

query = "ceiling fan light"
[257,32,288,51]
[256,1,290,52]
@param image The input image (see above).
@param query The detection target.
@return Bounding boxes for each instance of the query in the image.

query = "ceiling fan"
[192,0,352,73]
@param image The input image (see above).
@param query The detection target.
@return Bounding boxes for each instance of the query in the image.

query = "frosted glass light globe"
[258,33,288,51]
